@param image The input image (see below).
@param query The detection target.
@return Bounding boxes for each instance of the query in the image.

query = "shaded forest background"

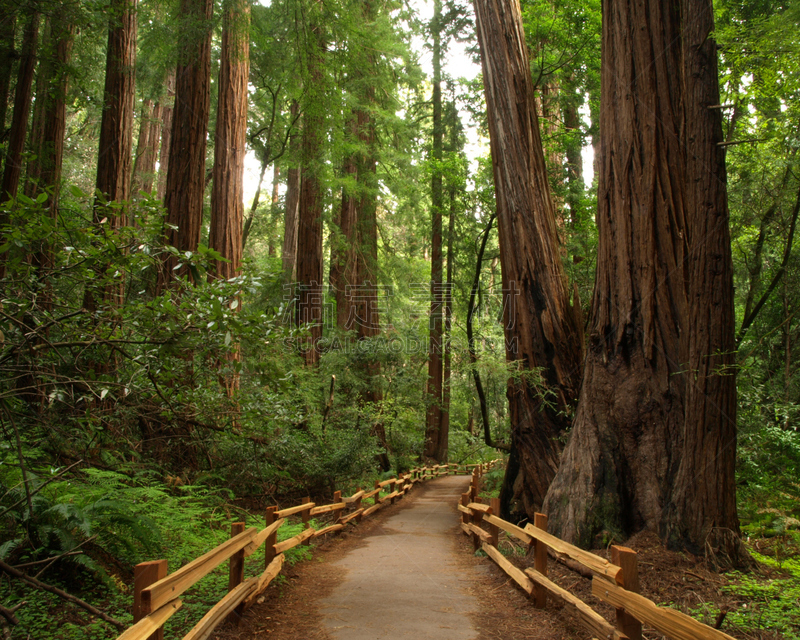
[1,0,800,636]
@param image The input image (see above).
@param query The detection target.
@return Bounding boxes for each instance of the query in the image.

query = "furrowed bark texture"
[295,23,325,366]
[665,0,741,559]
[156,71,176,202]
[331,117,359,331]
[543,0,742,561]
[87,0,136,310]
[1,12,38,203]
[0,14,15,135]
[282,102,301,282]
[159,0,212,289]
[209,0,250,282]
[424,0,445,462]
[95,0,137,209]
[132,99,162,197]
[473,0,583,516]
[27,12,74,268]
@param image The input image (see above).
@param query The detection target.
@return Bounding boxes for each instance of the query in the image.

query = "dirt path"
[319,475,478,639]
[220,476,581,640]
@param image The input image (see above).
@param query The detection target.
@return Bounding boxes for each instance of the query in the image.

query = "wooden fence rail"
[117,460,498,640]
[458,468,735,640]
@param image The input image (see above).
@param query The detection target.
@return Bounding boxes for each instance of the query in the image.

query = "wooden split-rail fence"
[116,461,496,640]
[459,468,735,640]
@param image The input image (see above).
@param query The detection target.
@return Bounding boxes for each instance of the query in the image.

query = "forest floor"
[213,477,786,640]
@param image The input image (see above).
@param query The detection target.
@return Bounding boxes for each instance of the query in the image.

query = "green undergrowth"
[0,467,350,639]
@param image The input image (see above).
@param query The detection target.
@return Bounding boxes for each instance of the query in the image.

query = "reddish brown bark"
[208,0,249,282]
[132,99,162,197]
[0,14,15,136]
[473,0,583,516]
[282,103,301,282]
[158,0,212,290]
[1,12,39,203]
[26,13,74,269]
[156,71,175,202]
[83,0,136,311]
[665,0,741,560]
[295,24,325,366]
[543,0,743,562]
[424,0,444,462]
[331,117,359,331]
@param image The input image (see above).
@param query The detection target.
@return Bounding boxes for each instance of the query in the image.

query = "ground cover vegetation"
[0,0,798,636]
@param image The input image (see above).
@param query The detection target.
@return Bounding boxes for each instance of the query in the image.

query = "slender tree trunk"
[1,12,38,202]
[158,0,212,291]
[563,97,583,229]
[83,0,136,311]
[473,0,583,517]
[132,99,162,197]
[208,0,249,282]
[332,117,359,331]
[0,13,15,137]
[268,162,280,255]
[242,157,266,251]
[424,0,444,461]
[438,159,455,462]
[156,71,176,202]
[295,23,325,366]
[282,100,300,282]
[26,12,74,269]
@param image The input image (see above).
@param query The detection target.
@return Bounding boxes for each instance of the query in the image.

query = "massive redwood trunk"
[543,0,743,562]
[0,14,15,136]
[424,0,445,462]
[295,23,325,366]
[158,0,212,290]
[208,0,249,282]
[473,0,583,517]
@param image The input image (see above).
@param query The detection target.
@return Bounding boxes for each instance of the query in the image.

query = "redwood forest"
[1,0,799,636]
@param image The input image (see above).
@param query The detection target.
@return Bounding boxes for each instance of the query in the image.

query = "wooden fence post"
[134,559,167,640]
[354,488,363,523]
[470,470,479,501]
[333,490,343,524]
[533,513,548,608]
[471,495,483,551]
[611,545,642,640]
[461,493,470,525]
[301,497,312,545]
[227,522,245,625]
[265,506,277,567]
[390,479,397,504]
[488,498,500,547]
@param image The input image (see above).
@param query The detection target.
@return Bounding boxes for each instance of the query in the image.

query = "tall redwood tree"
[543,0,743,561]
[473,0,583,516]
[158,0,213,290]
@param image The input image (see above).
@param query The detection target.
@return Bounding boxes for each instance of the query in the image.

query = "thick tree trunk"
[295,25,325,367]
[543,0,743,563]
[158,0,212,290]
[208,0,249,282]
[156,71,176,202]
[424,0,444,462]
[664,0,742,562]
[1,12,38,203]
[473,0,583,517]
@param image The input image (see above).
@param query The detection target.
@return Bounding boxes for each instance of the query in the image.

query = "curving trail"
[319,475,478,639]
